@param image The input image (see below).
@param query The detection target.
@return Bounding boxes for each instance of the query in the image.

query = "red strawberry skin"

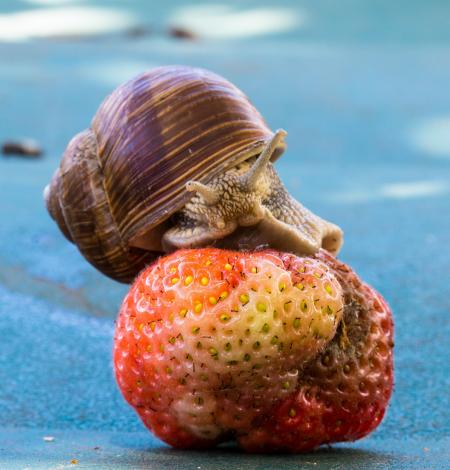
[113,248,393,452]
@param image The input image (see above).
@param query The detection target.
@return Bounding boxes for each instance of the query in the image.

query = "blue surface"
[1,429,448,470]
[1,1,450,468]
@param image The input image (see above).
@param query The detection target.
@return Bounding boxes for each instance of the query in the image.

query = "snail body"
[45,65,342,283]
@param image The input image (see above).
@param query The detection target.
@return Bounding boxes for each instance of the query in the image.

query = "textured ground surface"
[0,0,449,468]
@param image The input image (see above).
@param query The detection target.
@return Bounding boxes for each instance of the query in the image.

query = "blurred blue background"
[0,1,449,468]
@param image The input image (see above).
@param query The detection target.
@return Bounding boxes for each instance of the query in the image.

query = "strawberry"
[114,248,344,448]
[113,248,393,452]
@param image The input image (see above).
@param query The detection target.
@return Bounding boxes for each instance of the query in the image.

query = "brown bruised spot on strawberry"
[113,248,393,452]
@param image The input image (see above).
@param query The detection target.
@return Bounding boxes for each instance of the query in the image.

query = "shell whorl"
[46,129,157,283]
[92,65,284,245]
[45,169,73,242]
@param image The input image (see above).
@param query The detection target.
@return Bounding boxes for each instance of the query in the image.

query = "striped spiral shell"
[45,66,284,283]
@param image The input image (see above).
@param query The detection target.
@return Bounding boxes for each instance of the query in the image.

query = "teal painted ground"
[0,1,449,468]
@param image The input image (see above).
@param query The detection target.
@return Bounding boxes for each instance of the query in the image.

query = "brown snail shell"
[45,66,285,283]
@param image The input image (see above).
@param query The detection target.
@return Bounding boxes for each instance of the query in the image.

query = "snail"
[44,65,343,283]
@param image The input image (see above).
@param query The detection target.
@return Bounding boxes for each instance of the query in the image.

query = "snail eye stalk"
[239,129,287,190]
[185,181,220,206]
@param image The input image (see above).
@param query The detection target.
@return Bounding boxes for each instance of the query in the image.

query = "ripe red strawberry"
[113,248,393,452]
[114,248,344,447]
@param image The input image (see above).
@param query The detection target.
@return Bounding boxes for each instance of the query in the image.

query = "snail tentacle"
[239,129,287,190]
[186,181,220,206]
